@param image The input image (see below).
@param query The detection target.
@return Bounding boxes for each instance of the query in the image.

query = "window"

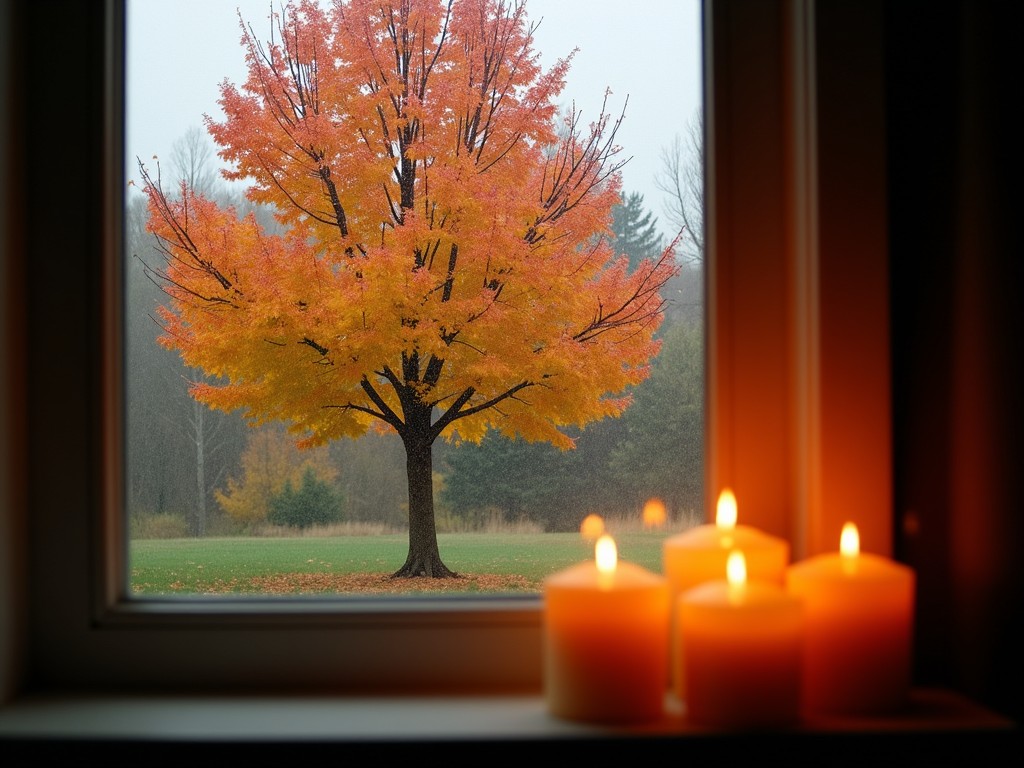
[7,0,896,697]
[122,0,706,595]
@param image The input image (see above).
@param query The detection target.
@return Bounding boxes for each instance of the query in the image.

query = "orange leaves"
[144,0,679,454]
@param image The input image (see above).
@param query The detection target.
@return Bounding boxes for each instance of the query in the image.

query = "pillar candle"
[677,550,804,729]
[786,522,915,717]
[663,488,790,593]
[663,489,790,690]
[543,534,670,724]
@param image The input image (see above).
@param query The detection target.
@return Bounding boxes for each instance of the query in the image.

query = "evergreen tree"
[440,418,628,532]
[611,321,704,518]
[268,466,345,529]
[611,191,664,272]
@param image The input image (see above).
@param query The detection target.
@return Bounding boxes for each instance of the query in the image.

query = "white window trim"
[3,0,893,698]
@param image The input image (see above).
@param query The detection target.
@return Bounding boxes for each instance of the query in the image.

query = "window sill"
[0,688,1016,762]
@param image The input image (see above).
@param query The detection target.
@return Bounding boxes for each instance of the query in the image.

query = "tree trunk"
[392,429,458,578]
[193,400,206,537]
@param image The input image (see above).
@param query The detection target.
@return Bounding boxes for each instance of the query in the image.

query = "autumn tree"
[217,424,338,527]
[141,0,678,577]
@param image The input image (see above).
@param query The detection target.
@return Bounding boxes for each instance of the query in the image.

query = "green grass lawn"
[129,530,675,596]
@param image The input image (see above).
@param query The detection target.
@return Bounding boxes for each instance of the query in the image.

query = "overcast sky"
[126,0,702,237]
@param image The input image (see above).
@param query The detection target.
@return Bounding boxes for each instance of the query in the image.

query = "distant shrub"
[267,467,344,529]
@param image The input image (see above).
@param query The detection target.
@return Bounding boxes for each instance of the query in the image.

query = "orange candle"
[786,522,915,717]
[543,534,670,723]
[662,489,790,689]
[677,550,804,728]
[663,488,790,594]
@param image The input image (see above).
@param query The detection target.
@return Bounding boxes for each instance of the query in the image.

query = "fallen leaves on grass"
[200,572,538,595]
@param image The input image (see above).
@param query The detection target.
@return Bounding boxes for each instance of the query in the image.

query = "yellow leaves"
[216,423,337,524]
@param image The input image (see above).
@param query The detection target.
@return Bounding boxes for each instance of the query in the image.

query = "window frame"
[10,0,892,696]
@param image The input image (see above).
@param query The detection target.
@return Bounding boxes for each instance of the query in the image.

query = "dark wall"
[885,0,1024,724]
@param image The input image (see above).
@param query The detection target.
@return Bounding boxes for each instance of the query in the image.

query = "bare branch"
[655,109,704,264]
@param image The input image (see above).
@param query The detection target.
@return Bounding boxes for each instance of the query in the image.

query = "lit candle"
[662,489,790,689]
[786,522,915,717]
[543,534,670,723]
[663,488,790,593]
[677,550,804,729]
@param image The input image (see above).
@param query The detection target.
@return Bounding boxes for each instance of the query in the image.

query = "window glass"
[125,0,704,598]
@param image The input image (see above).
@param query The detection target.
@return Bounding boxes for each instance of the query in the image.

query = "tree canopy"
[141,0,678,576]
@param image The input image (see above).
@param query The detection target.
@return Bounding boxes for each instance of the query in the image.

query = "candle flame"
[642,497,667,529]
[580,513,605,541]
[595,534,617,575]
[840,522,860,557]
[726,550,747,586]
[716,488,737,531]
